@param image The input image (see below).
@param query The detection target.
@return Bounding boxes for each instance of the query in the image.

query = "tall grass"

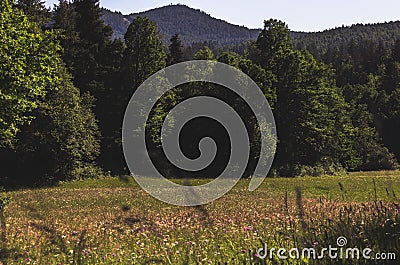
[0,173,398,264]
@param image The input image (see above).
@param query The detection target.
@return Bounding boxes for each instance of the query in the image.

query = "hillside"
[293,21,400,57]
[102,4,400,53]
[102,4,261,46]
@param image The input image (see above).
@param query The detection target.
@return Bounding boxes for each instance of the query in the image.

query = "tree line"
[1,0,399,187]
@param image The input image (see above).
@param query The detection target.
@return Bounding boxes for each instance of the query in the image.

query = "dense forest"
[1,0,400,187]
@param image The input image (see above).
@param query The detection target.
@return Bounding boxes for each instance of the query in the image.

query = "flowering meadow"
[0,172,399,264]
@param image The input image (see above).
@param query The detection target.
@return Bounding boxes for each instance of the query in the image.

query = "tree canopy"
[0,0,61,146]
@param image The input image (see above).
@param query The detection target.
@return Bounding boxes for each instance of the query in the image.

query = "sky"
[44,0,400,32]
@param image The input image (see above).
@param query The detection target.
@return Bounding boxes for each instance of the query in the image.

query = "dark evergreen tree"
[121,17,184,177]
[53,0,126,173]
[122,16,166,91]
[72,0,113,94]
[14,0,51,27]
[53,0,80,70]
[374,43,400,163]
[341,82,398,170]
[167,34,184,66]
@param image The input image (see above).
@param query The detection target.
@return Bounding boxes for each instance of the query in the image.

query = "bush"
[278,158,347,177]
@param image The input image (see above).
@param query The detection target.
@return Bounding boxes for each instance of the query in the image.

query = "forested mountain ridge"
[102,4,400,51]
[101,4,262,45]
[293,21,400,57]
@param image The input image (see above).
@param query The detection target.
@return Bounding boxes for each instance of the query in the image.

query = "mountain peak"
[102,5,261,46]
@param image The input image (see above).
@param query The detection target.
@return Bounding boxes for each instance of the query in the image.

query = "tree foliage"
[0,0,61,146]
[3,0,400,185]
[122,16,166,91]
[14,0,51,27]
[53,0,126,173]
[254,19,358,175]
[167,34,184,66]
[0,67,101,186]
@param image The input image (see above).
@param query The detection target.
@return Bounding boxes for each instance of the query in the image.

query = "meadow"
[0,171,399,264]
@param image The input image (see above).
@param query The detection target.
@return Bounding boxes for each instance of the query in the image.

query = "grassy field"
[0,171,399,264]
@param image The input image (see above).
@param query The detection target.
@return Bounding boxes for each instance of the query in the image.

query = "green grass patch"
[0,172,398,264]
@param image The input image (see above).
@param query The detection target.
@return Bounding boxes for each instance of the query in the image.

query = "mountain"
[101,4,262,46]
[293,21,400,58]
[101,4,400,54]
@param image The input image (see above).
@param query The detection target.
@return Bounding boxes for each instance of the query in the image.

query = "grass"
[0,171,399,264]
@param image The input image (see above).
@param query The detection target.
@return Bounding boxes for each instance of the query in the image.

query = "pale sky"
[45,0,400,32]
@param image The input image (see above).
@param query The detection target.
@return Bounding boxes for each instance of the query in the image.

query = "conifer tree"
[122,16,166,91]
[14,0,51,27]
[167,34,184,65]
[53,0,126,173]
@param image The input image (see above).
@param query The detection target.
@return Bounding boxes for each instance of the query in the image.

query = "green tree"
[217,51,276,106]
[0,0,61,146]
[53,0,126,173]
[193,46,214,60]
[122,16,166,91]
[0,67,101,185]
[53,0,80,69]
[14,0,51,27]
[373,44,400,163]
[71,0,113,94]
[341,82,398,170]
[216,52,276,178]
[255,19,355,175]
[121,17,180,176]
[253,19,292,73]
[167,34,184,66]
